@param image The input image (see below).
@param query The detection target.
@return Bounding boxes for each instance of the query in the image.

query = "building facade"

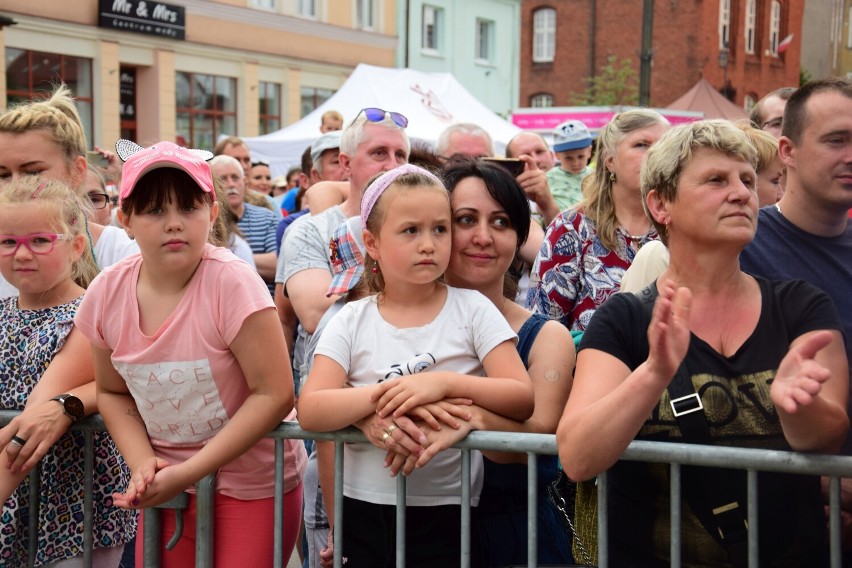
[395,0,521,117]
[0,0,397,150]
[518,0,802,111]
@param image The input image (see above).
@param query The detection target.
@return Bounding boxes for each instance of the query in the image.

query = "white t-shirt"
[94,225,140,268]
[314,286,516,507]
[229,234,257,268]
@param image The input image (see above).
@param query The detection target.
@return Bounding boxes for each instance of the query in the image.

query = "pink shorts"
[136,484,303,568]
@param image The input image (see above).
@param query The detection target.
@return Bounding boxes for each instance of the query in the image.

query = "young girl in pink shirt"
[75,140,306,567]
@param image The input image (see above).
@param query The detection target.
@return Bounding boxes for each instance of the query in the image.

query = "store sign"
[98,0,185,40]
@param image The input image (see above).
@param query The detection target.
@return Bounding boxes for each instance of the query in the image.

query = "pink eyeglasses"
[0,233,71,256]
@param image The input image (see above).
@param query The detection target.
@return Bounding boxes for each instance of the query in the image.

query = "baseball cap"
[553,120,592,152]
[310,131,343,166]
[116,140,214,204]
[326,216,366,297]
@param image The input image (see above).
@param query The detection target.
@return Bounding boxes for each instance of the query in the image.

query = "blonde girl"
[75,141,306,567]
[0,177,133,566]
[298,164,533,567]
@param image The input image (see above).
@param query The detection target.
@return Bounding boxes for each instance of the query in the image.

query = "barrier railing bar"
[83,429,94,567]
[195,473,215,567]
[333,439,344,568]
[527,453,538,568]
[461,448,471,568]
[273,438,285,568]
[142,508,161,567]
[598,470,608,568]
[669,462,681,568]
[27,468,38,568]
[831,476,842,568]
[395,470,406,567]
[747,469,758,567]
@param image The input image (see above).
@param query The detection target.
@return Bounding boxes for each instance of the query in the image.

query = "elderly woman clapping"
[557,120,848,566]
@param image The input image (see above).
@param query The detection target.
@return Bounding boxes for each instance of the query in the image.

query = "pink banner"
[512,110,700,130]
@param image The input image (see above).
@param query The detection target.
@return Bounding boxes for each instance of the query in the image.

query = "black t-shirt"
[578,277,842,567]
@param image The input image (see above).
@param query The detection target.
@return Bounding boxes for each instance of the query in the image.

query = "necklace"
[775,202,782,215]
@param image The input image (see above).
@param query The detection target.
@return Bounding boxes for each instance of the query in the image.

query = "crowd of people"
[0,77,850,568]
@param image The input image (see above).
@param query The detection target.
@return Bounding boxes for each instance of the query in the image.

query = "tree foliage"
[571,55,640,106]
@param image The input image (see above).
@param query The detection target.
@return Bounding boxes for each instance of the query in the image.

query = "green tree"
[571,55,640,106]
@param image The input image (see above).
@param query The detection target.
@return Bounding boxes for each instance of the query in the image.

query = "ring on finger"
[386,423,398,436]
[382,432,391,442]
[10,435,27,447]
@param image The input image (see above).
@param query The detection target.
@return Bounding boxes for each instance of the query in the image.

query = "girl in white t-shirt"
[75,140,306,567]
[298,164,534,568]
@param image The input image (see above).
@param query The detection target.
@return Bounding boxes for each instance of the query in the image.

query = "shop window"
[175,71,237,150]
[259,81,282,135]
[300,86,334,118]
[5,48,94,146]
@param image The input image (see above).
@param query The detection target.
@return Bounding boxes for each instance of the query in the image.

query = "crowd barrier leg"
[274,438,286,568]
[83,430,95,568]
[195,474,215,567]
[527,453,538,568]
[27,469,39,568]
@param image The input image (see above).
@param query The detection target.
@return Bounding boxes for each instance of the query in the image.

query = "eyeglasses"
[87,192,111,209]
[356,108,409,129]
[0,233,71,256]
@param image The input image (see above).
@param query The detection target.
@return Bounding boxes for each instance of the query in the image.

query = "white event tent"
[244,64,521,176]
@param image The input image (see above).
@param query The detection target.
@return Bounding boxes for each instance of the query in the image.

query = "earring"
[609,171,616,183]
[664,222,670,238]
[371,261,379,274]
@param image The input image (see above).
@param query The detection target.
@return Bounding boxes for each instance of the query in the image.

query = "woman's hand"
[771,330,833,414]
[355,413,426,457]
[646,279,692,381]
[371,373,452,418]
[0,400,74,473]
[384,417,473,476]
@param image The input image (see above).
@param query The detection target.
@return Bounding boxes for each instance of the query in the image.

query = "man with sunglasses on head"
[277,107,409,370]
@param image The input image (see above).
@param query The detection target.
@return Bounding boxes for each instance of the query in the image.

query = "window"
[743,93,756,112]
[250,0,276,9]
[175,71,237,150]
[5,48,94,146]
[259,82,281,135]
[848,7,852,49]
[422,5,442,52]
[718,0,731,50]
[530,93,554,108]
[297,0,317,18]
[533,8,556,63]
[475,19,495,63]
[300,86,334,118]
[355,0,376,30]
[768,1,781,56]
[744,0,756,54]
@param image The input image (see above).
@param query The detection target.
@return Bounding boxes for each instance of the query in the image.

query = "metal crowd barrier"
[3,410,852,568]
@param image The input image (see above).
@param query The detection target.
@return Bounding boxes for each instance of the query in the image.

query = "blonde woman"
[528,109,669,331]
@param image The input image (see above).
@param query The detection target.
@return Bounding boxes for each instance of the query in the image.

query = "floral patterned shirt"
[0,296,135,566]
[527,210,658,331]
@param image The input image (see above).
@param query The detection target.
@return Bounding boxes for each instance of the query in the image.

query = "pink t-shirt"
[76,244,306,500]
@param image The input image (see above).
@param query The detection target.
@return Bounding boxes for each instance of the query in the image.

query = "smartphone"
[482,157,525,177]
[86,150,109,168]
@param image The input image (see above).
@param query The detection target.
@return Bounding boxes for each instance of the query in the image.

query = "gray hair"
[435,123,494,157]
[209,154,244,178]
[339,112,411,157]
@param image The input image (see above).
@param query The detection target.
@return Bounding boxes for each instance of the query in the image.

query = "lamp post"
[718,43,731,101]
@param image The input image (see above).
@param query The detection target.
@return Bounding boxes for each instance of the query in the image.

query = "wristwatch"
[51,393,85,423]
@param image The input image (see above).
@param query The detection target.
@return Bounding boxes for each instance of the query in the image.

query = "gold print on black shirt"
[641,370,787,450]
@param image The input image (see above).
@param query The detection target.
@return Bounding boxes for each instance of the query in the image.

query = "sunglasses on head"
[356,108,408,129]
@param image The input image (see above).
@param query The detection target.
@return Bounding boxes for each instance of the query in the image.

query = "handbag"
[546,468,596,567]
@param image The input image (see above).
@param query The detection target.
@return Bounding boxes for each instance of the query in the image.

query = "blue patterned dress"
[0,296,135,567]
